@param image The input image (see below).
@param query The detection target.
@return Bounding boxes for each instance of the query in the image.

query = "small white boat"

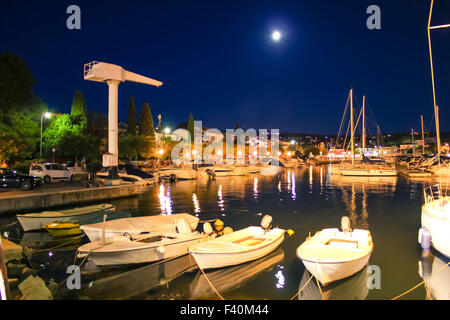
[77,218,210,266]
[296,217,373,286]
[189,215,286,270]
[419,185,450,257]
[339,167,397,177]
[17,204,115,232]
[157,168,198,180]
[81,213,199,242]
[260,166,279,176]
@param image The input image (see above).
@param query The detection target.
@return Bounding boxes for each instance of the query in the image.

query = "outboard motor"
[341,216,352,236]
[260,215,273,233]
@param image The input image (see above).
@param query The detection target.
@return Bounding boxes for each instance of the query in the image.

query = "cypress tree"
[70,90,87,133]
[127,96,137,135]
[139,102,155,137]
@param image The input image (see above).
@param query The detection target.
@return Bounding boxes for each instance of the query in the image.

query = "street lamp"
[40,112,51,158]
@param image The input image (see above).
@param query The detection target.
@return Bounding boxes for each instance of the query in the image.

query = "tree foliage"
[139,102,155,137]
[70,90,87,134]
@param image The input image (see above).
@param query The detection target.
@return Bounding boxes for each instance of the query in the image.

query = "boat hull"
[17,204,116,232]
[421,198,450,258]
[300,255,371,286]
[78,237,203,266]
[339,168,397,177]
[260,167,279,176]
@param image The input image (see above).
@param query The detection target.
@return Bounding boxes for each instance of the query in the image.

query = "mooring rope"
[192,254,225,300]
[290,274,314,300]
[57,252,90,287]
[391,260,450,300]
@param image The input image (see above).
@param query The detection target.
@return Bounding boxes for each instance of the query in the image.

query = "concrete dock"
[0,183,151,215]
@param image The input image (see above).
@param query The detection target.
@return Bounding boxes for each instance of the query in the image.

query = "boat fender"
[261,215,273,232]
[203,222,213,235]
[214,219,224,232]
[286,229,295,237]
[418,227,431,250]
[223,227,233,235]
[176,218,193,234]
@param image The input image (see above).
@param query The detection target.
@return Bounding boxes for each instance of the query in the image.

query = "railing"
[83,61,99,78]
[423,184,441,203]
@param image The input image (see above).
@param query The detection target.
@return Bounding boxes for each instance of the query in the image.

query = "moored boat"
[260,166,279,176]
[77,218,211,266]
[419,185,450,257]
[42,222,82,237]
[189,215,287,270]
[81,213,199,242]
[17,204,116,232]
[296,217,373,286]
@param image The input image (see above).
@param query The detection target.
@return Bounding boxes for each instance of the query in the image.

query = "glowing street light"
[163,127,171,134]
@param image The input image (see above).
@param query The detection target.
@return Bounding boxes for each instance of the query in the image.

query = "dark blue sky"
[1,0,449,134]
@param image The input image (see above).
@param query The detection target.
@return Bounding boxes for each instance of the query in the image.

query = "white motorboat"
[80,213,199,242]
[189,215,287,270]
[259,166,279,176]
[296,217,373,286]
[207,166,245,177]
[77,218,211,266]
[157,168,198,180]
[339,166,397,177]
[419,185,450,257]
[17,204,116,232]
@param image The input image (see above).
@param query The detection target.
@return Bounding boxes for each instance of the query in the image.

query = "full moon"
[271,30,282,42]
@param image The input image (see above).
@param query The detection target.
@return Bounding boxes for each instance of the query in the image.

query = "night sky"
[1,0,449,134]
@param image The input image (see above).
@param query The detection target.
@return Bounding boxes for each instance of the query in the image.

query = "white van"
[29,163,72,183]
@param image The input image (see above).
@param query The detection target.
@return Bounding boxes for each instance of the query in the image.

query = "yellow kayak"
[42,222,82,237]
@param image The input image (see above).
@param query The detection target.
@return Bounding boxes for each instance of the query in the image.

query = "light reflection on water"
[5,165,449,300]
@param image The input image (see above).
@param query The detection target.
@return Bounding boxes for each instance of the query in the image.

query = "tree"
[70,90,87,134]
[127,96,137,135]
[187,113,194,142]
[0,52,36,117]
[139,103,155,137]
[42,114,73,152]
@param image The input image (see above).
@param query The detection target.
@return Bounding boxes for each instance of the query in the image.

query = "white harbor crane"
[84,61,163,179]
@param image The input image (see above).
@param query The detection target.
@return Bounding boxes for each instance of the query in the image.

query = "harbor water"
[1,165,449,300]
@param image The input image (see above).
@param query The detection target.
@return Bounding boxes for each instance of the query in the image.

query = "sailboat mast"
[350,88,355,165]
[421,115,425,155]
[362,96,366,156]
[427,0,441,156]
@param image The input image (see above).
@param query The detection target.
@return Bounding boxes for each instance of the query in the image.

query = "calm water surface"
[3,165,449,300]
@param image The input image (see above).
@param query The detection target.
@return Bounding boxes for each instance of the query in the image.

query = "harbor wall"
[0,184,149,215]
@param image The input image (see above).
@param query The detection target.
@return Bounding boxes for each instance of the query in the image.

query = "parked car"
[29,163,72,183]
[0,168,42,190]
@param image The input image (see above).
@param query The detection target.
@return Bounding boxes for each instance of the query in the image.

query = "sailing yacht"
[332,89,397,177]
[417,0,450,258]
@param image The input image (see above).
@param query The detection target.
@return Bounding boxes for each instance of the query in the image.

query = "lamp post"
[40,112,51,159]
